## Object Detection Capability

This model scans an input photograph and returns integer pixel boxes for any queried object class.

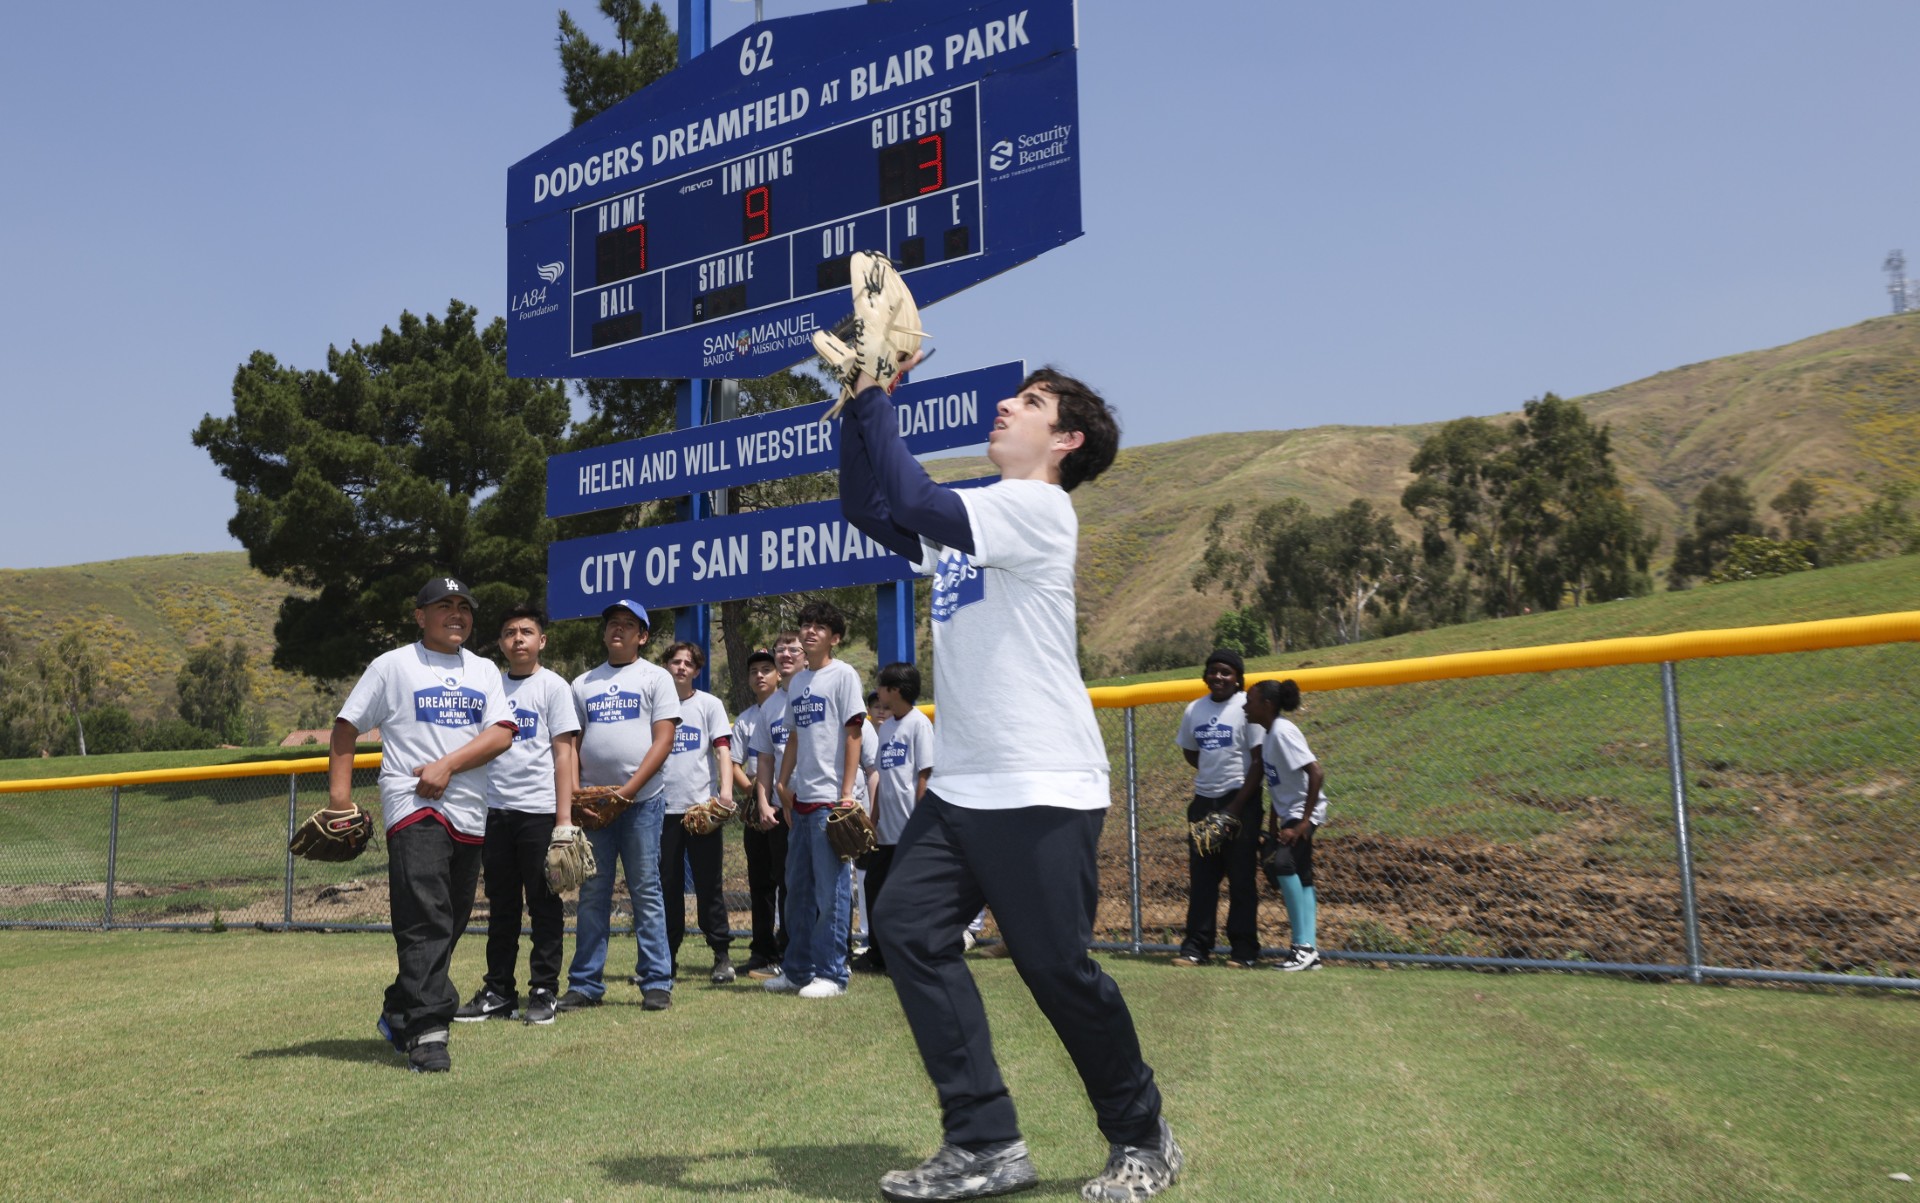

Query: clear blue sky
[4,0,1917,569]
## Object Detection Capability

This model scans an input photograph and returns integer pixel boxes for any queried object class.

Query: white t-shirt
[733,698,775,784]
[783,658,865,803]
[337,642,513,837]
[571,658,681,800]
[1175,692,1250,798]
[489,667,582,815]
[1262,717,1329,825]
[915,479,1109,810]
[873,708,934,844]
[660,689,731,813]
[855,720,880,805]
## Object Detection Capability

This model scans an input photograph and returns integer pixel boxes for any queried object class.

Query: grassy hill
[0,553,324,734]
[931,312,1920,661]
[6,314,1918,722]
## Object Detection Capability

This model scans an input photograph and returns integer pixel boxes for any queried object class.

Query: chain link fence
[2,630,1915,989]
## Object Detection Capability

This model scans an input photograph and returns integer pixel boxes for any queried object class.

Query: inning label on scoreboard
[507,0,1080,380]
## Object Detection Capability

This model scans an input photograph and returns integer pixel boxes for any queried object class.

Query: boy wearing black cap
[329,575,518,1073]
[1172,649,1263,969]
[557,599,680,1012]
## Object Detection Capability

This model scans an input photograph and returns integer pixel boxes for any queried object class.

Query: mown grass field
[2,930,1916,1203]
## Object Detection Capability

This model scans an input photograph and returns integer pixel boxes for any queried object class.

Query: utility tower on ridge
[1885,249,1912,315]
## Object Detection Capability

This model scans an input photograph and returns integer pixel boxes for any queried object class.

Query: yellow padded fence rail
[0,753,383,795]
[1088,610,1920,708]
[4,611,1916,794]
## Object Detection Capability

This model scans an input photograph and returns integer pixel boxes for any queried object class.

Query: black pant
[743,812,789,962]
[860,844,897,967]
[661,811,731,972]
[1181,792,1261,963]
[384,818,483,1042]
[479,809,564,998]
[875,793,1162,1148]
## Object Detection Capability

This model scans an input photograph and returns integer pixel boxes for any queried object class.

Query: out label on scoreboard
[506,0,1080,380]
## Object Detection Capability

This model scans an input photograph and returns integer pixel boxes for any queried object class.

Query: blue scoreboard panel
[506,0,1080,380]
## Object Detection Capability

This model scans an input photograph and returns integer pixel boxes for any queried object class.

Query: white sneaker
[798,978,846,999]
[761,972,800,993]
[1279,945,1322,972]
[962,929,977,953]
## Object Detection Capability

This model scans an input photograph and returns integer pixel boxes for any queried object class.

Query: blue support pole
[675,0,713,690]
[875,580,914,666]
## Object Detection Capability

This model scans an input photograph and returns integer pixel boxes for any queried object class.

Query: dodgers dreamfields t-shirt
[915,478,1109,810]
[338,643,513,837]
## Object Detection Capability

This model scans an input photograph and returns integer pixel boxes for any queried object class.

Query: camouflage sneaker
[880,1140,1038,1201]
[1081,1117,1182,1202]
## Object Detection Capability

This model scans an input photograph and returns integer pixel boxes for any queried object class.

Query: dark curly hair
[1024,366,1119,492]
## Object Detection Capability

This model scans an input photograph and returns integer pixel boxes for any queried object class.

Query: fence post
[284,773,300,929]
[1660,661,1705,984]
[104,785,120,931]
[1124,707,1143,953]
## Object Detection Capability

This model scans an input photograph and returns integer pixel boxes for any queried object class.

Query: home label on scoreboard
[506,0,1080,380]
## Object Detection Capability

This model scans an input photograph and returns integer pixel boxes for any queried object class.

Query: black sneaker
[454,987,516,1022]
[523,988,557,1026]
[850,950,886,974]
[879,1140,1038,1202]
[555,989,601,1012]
[747,959,783,980]
[739,953,773,975]
[711,957,737,984]
[406,1031,451,1074]
[642,988,673,1011]
[1081,1117,1182,1202]
[377,1010,406,1054]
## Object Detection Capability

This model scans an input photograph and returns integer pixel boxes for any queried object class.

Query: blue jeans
[783,808,852,988]
[568,794,673,997]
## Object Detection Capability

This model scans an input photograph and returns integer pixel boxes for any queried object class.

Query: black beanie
[1205,648,1245,680]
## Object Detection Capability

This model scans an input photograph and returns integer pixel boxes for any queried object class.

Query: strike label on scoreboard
[506,0,1080,380]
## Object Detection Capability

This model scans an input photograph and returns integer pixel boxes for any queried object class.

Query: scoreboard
[506,0,1080,380]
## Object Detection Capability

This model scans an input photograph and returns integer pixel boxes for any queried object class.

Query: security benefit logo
[414,680,489,728]
[512,707,541,743]
[1193,719,1237,751]
[672,724,704,754]
[585,683,643,724]
[930,551,986,622]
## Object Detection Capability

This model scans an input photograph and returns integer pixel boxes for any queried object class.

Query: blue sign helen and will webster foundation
[544,364,1016,618]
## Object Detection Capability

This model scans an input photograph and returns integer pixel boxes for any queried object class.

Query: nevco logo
[989,140,1013,171]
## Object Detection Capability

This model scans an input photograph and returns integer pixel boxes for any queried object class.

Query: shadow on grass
[600,1142,1082,1201]
[246,1038,394,1066]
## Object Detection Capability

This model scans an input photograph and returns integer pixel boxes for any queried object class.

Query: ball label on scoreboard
[507,0,1079,381]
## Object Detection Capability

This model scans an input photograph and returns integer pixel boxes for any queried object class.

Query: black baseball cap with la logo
[416,575,475,607]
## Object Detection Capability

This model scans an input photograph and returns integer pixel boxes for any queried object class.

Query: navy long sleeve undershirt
[838,385,975,560]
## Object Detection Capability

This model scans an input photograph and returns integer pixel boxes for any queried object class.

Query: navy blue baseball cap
[601,599,650,629]
[416,575,474,607]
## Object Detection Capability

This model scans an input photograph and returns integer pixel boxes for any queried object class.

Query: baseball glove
[814,251,929,418]
[288,804,375,862]
[824,802,879,863]
[1260,831,1297,887]
[1189,809,1242,858]
[681,796,737,836]
[544,825,596,894]
[571,785,633,831]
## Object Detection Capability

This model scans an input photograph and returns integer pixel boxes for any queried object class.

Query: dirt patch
[1095,798,1920,975]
